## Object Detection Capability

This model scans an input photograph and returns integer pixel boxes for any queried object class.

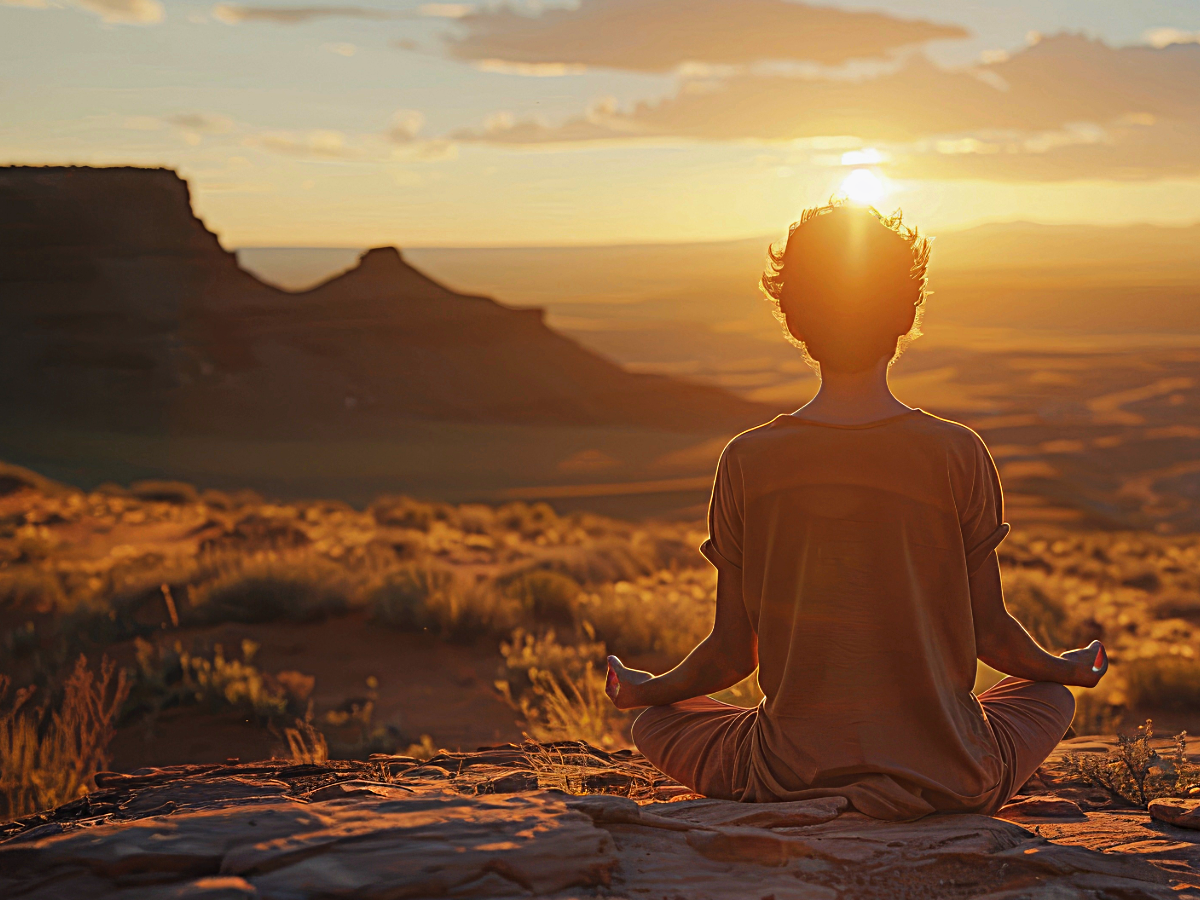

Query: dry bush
[1001,570,1072,651]
[130,638,305,723]
[499,569,582,628]
[1123,655,1200,713]
[577,568,715,659]
[1152,593,1200,624]
[369,495,448,531]
[188,559,350,625]
[370,564,518,639]
[1064,720,1197,807]
[498,628,631,747]
[0,656,130,819]
[0,566,66,617]
[515,663,632,750]
[284,705,329,765]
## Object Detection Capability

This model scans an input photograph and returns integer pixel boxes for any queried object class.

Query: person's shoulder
[906,410,994,464]
[907,410,986,443]
[719,416,791,460]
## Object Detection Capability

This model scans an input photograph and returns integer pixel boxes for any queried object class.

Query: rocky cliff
[0,166,772,439]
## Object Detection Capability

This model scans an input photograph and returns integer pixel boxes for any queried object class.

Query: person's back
[605,203,1108,820]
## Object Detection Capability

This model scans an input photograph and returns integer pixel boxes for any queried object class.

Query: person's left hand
[605,655,654,710]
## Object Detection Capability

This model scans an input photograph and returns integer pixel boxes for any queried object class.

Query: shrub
[188,564,349,625]
[1063,719,1197,807]
[1152,594,1200,623]
[577,568,715,659]
[0,656,130,819]
[370,564,518,639]
[516,662,630,750]
[284,707,329,765]
[0,566,66,617]
[500,627,606,694]
[1003,572,1071,651]
[501,570,581,628]
[1123,655,1200,712]
[128,480,199,505]
[369,496,441,530]
[129,638,304,723]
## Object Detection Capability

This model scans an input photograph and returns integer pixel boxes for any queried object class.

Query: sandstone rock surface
[1,740,1197,899]
[1150,798,1200,831]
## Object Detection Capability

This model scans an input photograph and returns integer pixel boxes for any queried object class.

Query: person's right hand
[1060,640,1108,687]
[605,655,654,710]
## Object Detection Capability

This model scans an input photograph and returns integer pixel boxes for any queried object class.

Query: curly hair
[760,202,931,375]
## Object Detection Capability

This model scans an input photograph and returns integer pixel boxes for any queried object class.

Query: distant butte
[0,166,774,440]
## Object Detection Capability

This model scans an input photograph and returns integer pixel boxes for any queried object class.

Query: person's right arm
[970,553,1107,687]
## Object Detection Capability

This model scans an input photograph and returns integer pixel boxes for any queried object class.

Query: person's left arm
[605,565,758,709]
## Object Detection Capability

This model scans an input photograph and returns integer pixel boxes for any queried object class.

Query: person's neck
[791,357,913,425]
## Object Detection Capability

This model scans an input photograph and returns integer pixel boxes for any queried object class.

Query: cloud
[4,0,164,23]
[386,108,426,142]
[77,0,162,23]
[1144,27,1200,49]
[418,2,471,18]
[212,3,390,25]
[252,129,356,158]
[165,112,235,133]
[445,0,967,73]
[459,35,1200,180]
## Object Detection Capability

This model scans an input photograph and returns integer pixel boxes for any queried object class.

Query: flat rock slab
[1151,798,1200,831]
[1,741,1198,899]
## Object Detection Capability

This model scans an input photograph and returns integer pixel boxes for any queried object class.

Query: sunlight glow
[840,168,886,207]
[840,148,885,166]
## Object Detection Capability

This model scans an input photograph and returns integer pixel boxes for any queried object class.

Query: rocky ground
[2,738,1198,900]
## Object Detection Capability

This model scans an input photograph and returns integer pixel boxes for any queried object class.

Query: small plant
[370,564,516,639]
[189,565,348,625]
[130,638,304,723]
[322,676,400,758]
[514,662,630,750]
[1063,719,1199,808]
[404,734,437,760]
[284,705,329,765]
[0,656,130,819]
[501,570,581,627]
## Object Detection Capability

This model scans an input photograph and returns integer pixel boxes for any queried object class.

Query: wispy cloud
[459,35,1200,180]
[4,0,163,23]
[252,129,357,158]
[445,0,967,73]
[212,3,391,25]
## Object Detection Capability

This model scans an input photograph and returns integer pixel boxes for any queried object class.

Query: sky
[2,0,1200,246]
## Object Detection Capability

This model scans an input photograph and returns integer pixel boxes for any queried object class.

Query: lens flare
[840,168,886,207]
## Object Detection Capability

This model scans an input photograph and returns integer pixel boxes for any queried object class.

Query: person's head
[760,203,930,376]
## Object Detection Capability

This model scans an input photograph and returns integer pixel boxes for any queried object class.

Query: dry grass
[0,656,130,819]
[1063,719,1198,807]
[284,705,329,765]
[5,470,1200,759]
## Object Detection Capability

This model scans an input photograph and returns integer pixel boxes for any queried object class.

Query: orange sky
[3,0,1200,246]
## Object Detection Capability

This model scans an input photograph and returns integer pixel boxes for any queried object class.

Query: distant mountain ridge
[0,166,773,439]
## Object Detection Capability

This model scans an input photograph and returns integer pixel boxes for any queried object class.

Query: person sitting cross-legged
[604,203,1107,821]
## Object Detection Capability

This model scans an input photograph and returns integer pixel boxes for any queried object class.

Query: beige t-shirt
[702,409,1010,819]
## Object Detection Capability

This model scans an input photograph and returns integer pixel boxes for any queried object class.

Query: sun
[839,168,886,207]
